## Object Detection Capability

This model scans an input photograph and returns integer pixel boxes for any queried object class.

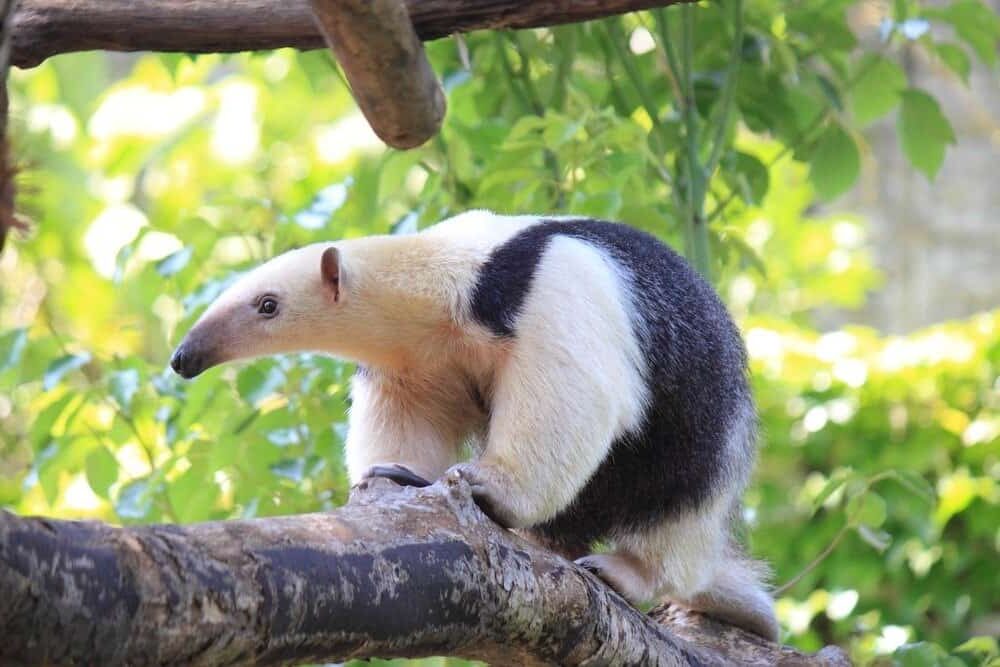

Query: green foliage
[898,90,957,179]
[2,1,999,665]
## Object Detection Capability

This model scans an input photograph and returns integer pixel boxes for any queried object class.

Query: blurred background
[1,1,999,665]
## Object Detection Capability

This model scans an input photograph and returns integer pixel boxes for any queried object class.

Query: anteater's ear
[320,246,341,302]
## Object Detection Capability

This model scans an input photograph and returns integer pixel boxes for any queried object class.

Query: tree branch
[1,475,847,666]
[307,0,445,148]
[11,0,699,70]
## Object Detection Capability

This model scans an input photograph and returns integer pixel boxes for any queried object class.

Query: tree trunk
[1,475,848,666]
[10,0,697,69]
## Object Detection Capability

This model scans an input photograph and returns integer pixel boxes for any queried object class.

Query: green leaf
[168,465,219,523]
[236,363,285,407]
[0,328,28,372]
[718,228,768,279]
[812,469,855,514]
[890,469,936,504]
[850,55,907,125]
[893,641,966,667]
[809,123,861,200]
[85,446,119,499]
[848,491,888,528]
[155,247,193,277]
[898,89,956,178]
[729,152,769,204]
[934,42,972,83]
[31,393,78,449]
[955,636,999,658]
[109,368,141,414]
[36,443,63,505]
[43,352,92,390]
[927,0,1000,66]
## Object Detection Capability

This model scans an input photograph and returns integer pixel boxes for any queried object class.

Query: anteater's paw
[446,462,527,529]
[360,463,432,488]
[575,553,657,604]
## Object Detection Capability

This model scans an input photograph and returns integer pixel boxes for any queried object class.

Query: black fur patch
[470,219,754,546]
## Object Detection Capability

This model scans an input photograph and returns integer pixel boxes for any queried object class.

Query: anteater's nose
[170,343,204,379]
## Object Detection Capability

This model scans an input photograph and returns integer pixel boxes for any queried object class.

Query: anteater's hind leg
[575,500,779,641]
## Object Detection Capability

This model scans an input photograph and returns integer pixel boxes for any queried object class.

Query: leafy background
[2,1,1000,665]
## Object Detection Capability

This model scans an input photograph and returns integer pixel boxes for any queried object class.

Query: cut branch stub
[308,0,445,149]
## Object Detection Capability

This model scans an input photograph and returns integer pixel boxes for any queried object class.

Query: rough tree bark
[1,475,848,666]
[10,0,698,69]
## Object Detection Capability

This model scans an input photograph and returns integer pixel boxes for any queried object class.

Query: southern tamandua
[170,211,779,640]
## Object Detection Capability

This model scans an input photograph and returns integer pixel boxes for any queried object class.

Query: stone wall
[846,1,1000,333]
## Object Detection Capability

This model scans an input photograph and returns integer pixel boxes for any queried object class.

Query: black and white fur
[170,211,778,640]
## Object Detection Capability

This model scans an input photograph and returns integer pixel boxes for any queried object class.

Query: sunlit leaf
[31,393,79,450]
[955,636,999,658]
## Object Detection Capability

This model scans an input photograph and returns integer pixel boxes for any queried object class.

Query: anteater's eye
[258,298,279,316]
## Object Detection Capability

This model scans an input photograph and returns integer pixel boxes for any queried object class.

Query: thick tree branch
[11,0,698,70]
[1,475,846,666]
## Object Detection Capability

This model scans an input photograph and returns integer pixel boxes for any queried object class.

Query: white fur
[472,235,648,525]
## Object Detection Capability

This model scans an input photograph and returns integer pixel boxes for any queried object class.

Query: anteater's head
[170,244,344,379]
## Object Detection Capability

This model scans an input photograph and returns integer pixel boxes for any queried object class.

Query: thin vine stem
[704,0,745,179]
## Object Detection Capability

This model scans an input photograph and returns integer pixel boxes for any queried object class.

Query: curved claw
[362,464,432,488]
